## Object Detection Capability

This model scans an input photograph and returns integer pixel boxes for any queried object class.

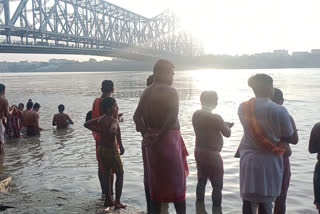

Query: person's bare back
[24,110,40,136]
[140,83,180,131]
[23,110,34,127]
[192,110,229,151]
[52,113,73,129]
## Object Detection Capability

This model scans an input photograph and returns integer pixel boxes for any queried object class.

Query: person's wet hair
[101,80,114,93]
[18,103,24,108]
[58,104,65,113]
[102,97,116,113]
[0,84,5,94]
[28,99,32,102]
[272,88,284,105]
[33,103,41,110]
[147,74,154,86]
[26,101,33,109]
[200,91,218,107]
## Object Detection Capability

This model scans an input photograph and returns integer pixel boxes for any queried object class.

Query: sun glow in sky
[1,0,320,61]
[108,0,320,55]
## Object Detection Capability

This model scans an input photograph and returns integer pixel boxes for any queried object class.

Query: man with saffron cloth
[133,59,189,214]
[238,74,298,214]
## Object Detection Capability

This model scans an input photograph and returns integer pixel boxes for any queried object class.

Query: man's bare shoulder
[194,110,223,122]
[0,96,8,104]
[312,122,320,133]
[32,111,39,119]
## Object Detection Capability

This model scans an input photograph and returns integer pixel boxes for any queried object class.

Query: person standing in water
[271,88,298,214]
[133,60,189,214]
[309,121,320,214]
[192,91,233,212]
[24,102,42,136]
[85,97,126,209]
[91,80,124,198]
[52,104,74,129]
[238,74,298,214]
[0,84,10,154]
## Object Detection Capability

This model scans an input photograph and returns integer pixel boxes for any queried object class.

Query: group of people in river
[1,59,320,214]
[0,94,74,153]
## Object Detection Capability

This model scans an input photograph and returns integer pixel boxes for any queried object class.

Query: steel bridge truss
[0,0,202,58]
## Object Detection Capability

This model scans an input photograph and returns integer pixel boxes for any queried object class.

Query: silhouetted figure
[133,60,188,214]
[309,122,320,214]
[271,88,298,214]
[238,74,298,214]
[192,91,233,212]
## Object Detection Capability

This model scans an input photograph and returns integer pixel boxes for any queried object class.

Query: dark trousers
[243,200,270,214]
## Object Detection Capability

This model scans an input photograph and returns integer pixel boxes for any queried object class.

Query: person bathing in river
[52,104,74,129]
[84,97,126,209]
[4,105,21,138]
[192,91,233,212]
[24,102,43,136]
[22,100,33,135]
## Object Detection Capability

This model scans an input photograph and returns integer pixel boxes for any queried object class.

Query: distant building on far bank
[292,51,309,56]
[273,50,289,56]
[311,49,320,54]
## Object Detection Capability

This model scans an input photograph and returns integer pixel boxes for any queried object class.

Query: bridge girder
[0,0,203,58]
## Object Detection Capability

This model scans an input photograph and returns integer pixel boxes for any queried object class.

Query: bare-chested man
[0,84,10,154]
[22,101,33,129]
[24,102,42,136]
[133,60,188,214]
[52,104,74,129]
[192,91,233,211]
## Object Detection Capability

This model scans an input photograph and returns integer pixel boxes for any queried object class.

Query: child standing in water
[84,97,126,209]
[192,91,233,211]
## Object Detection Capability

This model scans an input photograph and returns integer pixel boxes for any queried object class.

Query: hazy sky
[107,0,320,55]
[1,0,320,61]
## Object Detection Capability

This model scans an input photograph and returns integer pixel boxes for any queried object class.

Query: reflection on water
[0,69,319,213]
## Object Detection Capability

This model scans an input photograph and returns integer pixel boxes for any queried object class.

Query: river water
[0,69,319,213]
